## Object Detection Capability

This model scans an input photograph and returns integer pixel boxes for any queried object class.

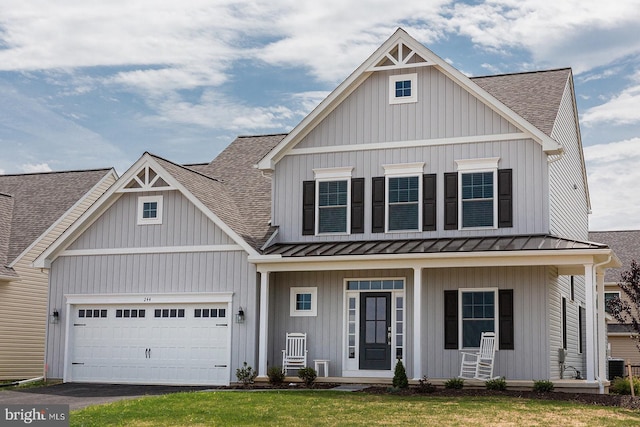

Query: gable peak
[368,38,433,72]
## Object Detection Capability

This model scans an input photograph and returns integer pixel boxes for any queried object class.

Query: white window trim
[455,157,500,230]
[458,287,499,350]
[383,163,424,233]
[389,73,417,105]
[137,195,163,225]
[313,167,353,236]
[290,287,318,317]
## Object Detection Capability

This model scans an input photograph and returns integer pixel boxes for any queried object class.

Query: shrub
[610,376,640,395]
[392,359,409,389]
[267,366,285,385]
[444,377,464,389]
[236,362,257,387]
[533,380,554,393]
[485,377,507,391]
[417,376,436,393]
[298,367,317,387]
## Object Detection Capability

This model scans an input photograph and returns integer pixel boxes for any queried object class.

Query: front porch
[252,235,619,393]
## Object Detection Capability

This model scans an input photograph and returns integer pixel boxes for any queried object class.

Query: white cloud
[582,84,640,126]
[585,138,640,230]
[0,168,5,175]
[21,163,52,173]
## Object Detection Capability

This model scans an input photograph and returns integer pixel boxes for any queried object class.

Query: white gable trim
[34,154,257,268]
[286,133,529,157]
[9,169,118,268]
[257,28,561,170]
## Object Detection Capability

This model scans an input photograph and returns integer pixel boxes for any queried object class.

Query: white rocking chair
[459,331,498,380]
[282,332,308,375]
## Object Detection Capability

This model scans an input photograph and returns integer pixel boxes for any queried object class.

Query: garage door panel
[70,303,230,386]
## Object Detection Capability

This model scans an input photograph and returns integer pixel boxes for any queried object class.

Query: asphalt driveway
[0,383,210,410]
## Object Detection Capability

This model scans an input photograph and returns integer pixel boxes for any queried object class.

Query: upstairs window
[455,158,500,230]
[604,291,620,314]
[137,195,163,225]
[461,172,494,228]
[389,73,417,104]
[318,180,348,233]
[383,163,424,232]
[388,176,419,231]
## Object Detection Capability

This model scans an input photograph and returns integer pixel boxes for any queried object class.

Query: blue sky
[0,0,639,231]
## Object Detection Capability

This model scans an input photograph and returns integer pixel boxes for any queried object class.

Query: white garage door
[69,303,230,385]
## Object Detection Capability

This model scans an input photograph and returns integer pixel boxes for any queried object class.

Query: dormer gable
[258,28,562,170]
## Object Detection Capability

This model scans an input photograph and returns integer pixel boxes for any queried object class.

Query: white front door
[69,303,230,385]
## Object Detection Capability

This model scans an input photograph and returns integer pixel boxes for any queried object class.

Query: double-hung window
[318,180,348,233]
[455,158,499,229]
[460,288,496,348]
[384,163,424,232]
[313,167,353,235]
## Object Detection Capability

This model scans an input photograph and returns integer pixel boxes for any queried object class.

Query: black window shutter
[371,177,385,233]
[302,181,315,235]
[498,290,514,350]
[351,178,365,234]
[498,169,513,228]
[444,172,458,230]
[444,290,458,349]
[423,174,436,231]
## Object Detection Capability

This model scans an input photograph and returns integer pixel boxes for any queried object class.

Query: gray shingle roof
[589,230,640,283]
[0,193,17,278]
[0,169,112,265]
[148,134,285,250]
[472,68,571,137]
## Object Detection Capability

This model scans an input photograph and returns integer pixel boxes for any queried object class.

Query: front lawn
[71,390,640,426]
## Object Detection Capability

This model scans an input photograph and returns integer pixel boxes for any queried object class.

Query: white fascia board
[11,168,118,268]
[251,248,616,272]
[65,292,234,305]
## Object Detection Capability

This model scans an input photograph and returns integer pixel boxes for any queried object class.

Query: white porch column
[258,270,270,378]
[584,263,595,382]
[413,266,422,380]
[596,270,607,383]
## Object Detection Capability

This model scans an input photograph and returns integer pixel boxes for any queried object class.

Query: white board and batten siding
[548,78,589,241]
[46,189,256,385]
[421,266,550,380]
[274,139,549,242]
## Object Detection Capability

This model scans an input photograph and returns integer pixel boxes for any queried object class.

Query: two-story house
[35,29,617,392]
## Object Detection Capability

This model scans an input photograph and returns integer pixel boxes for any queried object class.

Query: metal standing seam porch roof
[263,234,608,258]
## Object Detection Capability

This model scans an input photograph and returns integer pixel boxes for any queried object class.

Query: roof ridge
[0,167,112,177]
[237,133,289,139]
[144,152,222,183]
[590,229,640,233]
[471,68,571,80]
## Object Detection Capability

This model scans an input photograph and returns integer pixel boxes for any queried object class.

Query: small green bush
[485,377,507,391]
[610,376,640,395]
[267,366,285,385]
[298,367,317,387]
[417,376,436,393]
[533,380,554,393]
[444,377,464,389]
[392,359,409,389]
[236,362,257,387]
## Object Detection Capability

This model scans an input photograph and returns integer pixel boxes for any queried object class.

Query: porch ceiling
[264,234,607,258]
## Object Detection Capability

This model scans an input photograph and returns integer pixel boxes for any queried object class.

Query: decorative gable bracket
[367,41,433,72]
[118,165,174,193]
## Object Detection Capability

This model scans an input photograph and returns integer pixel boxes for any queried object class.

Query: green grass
[71,390,640,427]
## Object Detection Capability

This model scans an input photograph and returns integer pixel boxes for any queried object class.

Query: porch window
[604,291,620,314]
[290,287,317,317]
[460,289,496,348]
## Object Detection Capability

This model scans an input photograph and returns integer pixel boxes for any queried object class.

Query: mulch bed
[362,386,640,410]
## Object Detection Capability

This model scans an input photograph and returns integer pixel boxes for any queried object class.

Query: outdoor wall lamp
[50,309,59,324]
[235,307,245,324]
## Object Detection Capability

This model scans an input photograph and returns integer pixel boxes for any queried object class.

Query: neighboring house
[0,169,117,380]
[35,29,618,392]
[589,230,640,365]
